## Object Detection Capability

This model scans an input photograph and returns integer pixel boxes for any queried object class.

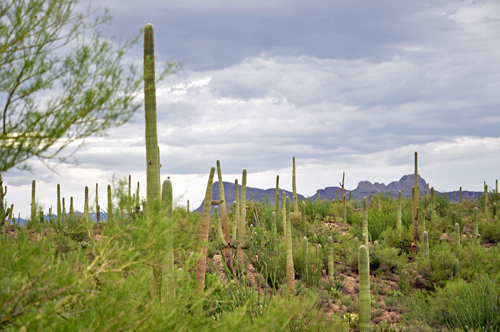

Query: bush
[434,275,500,331]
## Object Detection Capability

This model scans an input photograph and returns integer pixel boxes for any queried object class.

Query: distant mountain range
[7,211,109,227]
[195,174,485,213]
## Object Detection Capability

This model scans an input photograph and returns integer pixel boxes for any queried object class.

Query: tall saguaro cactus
[292,157,298,213]
[31,180,36,222]
[285,196,295,290]
[144,23,161,218]
[275,175,280,211]
[473,207,479,245]
[336,172,351,203]
[459,187,463,204]
[431,187,436,221]
[423,231,429,261]
[358,245,371,332]
[362,197,369,248]
[107,184,113,222]
[413,151,420,252]
[484,182,488,214]
[397,190,402,235]
[96,183,100,222]
[84,186,89,221]
[237,169,247,267]
[216,160,233,274]
[57,184,61,223]
[195,167,216,292]
[455,223,460,249]
[302,237,308,283]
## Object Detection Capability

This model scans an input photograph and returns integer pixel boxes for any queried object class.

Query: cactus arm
[213,206,229,247]
[211,199,224,205]
[241,225,255,249]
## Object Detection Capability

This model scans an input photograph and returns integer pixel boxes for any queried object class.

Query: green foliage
[435,275,500,331]
[302,197,332,222]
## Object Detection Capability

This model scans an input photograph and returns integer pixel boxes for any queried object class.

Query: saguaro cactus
[70,197,74,221]
[144,23,161,218]
[455,223,460,248]
[328,236,334,281]
[238,169,247,267]
[31,180,36,222]
[96,183,100,222]
[282,191,286,239]
[301,201,307,236]
[285,196,295,290]
[275,175,280,211]
[84,186,89,221]
[473,207,479,245]
[362,197,369,248]
[336,172,351,203]
[162,177,175,301]
[0,174,12,226]
[107,184,113,222]
[397,190,402,235]
[484,182,488,214]
[271,211,277,236]
[459,187,463,204]
[292,157,298,213]
[216,160,233,274]
[423,231,429,261]
[413,151,420,251]
[195,167,216,292]
[493,203,497,220]
[431,187,436,221]
[343,194,347,223]
[453,259,460,278]
[303,237,308,283]
[57,184,61,223]
[358,245,371,332]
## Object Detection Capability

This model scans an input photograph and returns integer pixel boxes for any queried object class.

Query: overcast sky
[4,0,500,218]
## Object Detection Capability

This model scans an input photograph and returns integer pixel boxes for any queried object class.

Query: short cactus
[358,245,371,332]
[328,236,334,280]
[453,259,460,278]
[459,186,462,204]
[455,223,460,248]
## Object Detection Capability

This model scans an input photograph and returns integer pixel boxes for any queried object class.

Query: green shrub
[434,275,500,331]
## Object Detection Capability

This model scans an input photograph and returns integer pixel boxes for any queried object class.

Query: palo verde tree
[0,0,180,172]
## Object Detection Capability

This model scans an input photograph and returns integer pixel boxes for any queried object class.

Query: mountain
[195,174,485,212]
[7,212,109,227]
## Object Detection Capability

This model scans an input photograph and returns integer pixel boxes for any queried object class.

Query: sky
[3,0,500,218]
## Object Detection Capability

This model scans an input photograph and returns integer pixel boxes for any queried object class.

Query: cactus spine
[285,196,295,290]
[328,236,334,280]
[162,177,175,301]
[216,160,233,274]
[303,237,308,283]
[144,23,161,219]
[473,207,479,245]
[195,167,215,292]
[292,157,298,213]
[362,197,369,248]
[358,245,371,332]
[275,175,280,211]
[455,223,460,248]
[84,186,89,221]
[238,169,247,267]
[397,190,402,235]
[423,231,429,261]
[107,184,112,222]
[31,180,36,222]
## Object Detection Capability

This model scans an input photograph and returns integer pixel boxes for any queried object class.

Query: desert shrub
[302,197,332,222]
[435,192,451,217]
[379,226,413,254]
[479,218,500,244]
[293,238,323,288]
[433,274,500,331]
[401,290,437,328]
[376,245,406,273]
